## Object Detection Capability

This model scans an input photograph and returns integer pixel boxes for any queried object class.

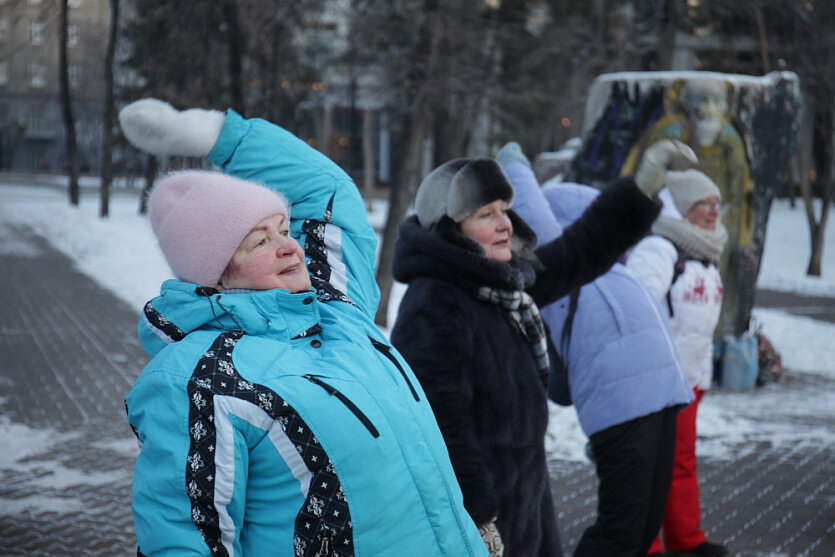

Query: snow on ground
[1,179,834,471]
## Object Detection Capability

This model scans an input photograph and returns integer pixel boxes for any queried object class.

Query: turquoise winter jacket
[127,111,486,557]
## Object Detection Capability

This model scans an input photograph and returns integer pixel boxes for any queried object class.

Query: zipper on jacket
[369,336,420,401]
[303,375,380,438]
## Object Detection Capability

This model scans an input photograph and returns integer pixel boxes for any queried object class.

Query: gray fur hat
[415,158,516,228]
[665,169,722,216]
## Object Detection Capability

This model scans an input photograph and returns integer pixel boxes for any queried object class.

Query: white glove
[634,139,698,197]
[118,98,225,158]
[478,519,505,557]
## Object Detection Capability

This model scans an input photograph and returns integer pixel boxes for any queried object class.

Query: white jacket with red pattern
[626,234,723,390]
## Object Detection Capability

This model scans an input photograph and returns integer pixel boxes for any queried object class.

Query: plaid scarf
[476,286,550,382]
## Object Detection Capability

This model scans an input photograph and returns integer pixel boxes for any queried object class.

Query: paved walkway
[1,223,833,556]
[756,288,835,324]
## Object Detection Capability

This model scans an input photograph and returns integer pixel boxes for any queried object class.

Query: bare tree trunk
[6,122,26,172]
[808,221,824,276]
[59,0,80,206]
[436,9,500,159]
[804,102,835,276]
[373,0,440,327]
[139,155,158,215]
[223,0,245,114]
[321,106,333,158]
[807,172,833,277]
[100,0,120,219]
[788,150,799,208]
[807,152,834,276]
[374,104,430,327]
[592,0,608,44]
[752,4,771,73]
[361,109,376,208]
[658,0,679,70]
[795,91,815,208]
[799,149,819,274]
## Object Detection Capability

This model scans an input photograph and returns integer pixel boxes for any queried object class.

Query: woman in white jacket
[626,170,729,557]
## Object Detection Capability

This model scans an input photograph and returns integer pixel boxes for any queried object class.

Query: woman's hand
[635,139,698,197]
[119,98,225,158]
[478,518,505,557]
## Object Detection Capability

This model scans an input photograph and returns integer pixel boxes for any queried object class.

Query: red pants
[648,388,707,554]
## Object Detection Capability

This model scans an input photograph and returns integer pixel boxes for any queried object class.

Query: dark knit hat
[414,158,516,228]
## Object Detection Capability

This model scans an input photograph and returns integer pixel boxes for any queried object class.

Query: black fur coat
[390,178,659,557]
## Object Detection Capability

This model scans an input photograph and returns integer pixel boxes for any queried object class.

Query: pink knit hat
[149,170,290,287]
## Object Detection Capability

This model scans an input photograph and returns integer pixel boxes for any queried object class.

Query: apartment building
[0,0,109,172]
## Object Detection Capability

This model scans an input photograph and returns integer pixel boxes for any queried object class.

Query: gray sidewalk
[1,222,833,556]
[1,222,144,556]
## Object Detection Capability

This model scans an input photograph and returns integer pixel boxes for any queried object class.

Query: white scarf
[651,216,728,262]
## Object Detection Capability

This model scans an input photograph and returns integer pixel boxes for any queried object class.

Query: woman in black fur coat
[390,141,696,556]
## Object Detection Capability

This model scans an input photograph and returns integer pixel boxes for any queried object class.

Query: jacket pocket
[369,336,420,401]
[302,375,380,438]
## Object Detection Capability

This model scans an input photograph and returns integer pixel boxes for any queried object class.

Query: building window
[31,21,46,45]
[29,62,46,88]
[68,22,80,47]
[0,61,8,86]
[69,0,84,7]
[27,0,44,5]
[0,18,8,42]
[69,65,81,88]
[29,110,48,133]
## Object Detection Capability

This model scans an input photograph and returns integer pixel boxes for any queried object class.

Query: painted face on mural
[682,80,729,147]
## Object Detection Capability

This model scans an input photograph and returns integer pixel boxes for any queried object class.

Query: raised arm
[120,99,379,316]
[207,111,378,314]
[526,139,697,307]
[495,142,561,246]
[527,178,660,307]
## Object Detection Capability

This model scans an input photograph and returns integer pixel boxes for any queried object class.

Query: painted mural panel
[571,71,801,339]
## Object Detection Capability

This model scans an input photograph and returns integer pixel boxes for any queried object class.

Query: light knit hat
[414,158,515,228]
[149,170,290,287]
[665,169,722,216]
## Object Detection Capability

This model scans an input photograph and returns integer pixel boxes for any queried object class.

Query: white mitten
[478,519,505,557]
[495,141,532,169]
[118,98,225,158]
[634,139,698,197]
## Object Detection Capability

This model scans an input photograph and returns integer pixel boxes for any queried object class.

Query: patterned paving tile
[1,224,832,556]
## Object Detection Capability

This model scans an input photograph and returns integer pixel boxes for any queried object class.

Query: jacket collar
[392,215,537,292]
[142,279,321,356]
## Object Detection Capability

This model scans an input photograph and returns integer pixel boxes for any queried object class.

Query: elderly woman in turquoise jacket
[119,99,487,557]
